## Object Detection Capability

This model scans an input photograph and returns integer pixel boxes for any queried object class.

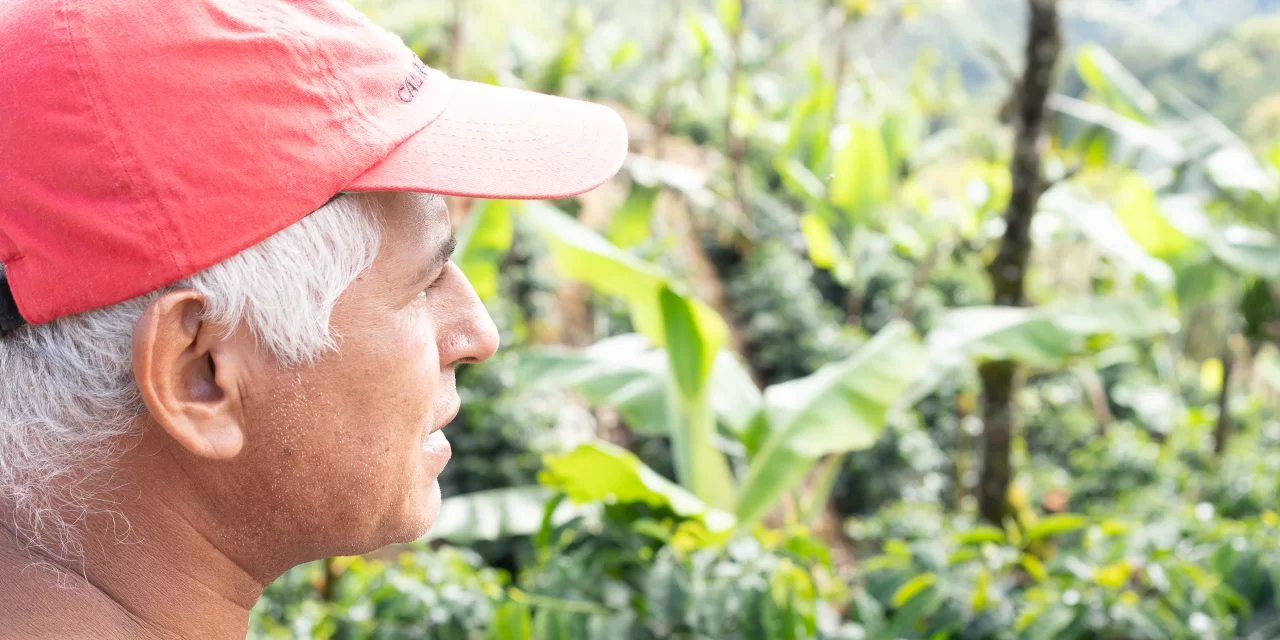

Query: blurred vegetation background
[250,0,1280,637]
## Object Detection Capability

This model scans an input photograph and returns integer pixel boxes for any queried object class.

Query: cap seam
[304,24,397,146]
[255,4,386,150]
[60,0,185,277]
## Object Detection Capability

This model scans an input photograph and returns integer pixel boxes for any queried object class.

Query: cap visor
[347,79,629,200]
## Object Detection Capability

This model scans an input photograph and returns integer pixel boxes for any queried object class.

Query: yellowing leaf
[1114,175,1192,259]
[892,573,936,608]
[972,569,990,611]
[843,0,873,16]
[830,121,891,220]
[1025,513,1088,542]
[1202,357,1224,394]
[955,526,1006,546]
[1100,519,1130,536]
[800,213,839,269]
[1021,553,1048,583]
[716,0,741,32]
[1094,560,1131,590]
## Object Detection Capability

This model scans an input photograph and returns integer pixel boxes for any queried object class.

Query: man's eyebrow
[414,231,458,286]
[435,231,459,267]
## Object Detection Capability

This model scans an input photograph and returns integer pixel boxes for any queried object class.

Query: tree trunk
[978,361,1017,524]
[1213,345,1235,456]
[977,0,1061,526]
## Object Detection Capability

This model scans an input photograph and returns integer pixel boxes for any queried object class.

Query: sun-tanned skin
[0,192,499,639]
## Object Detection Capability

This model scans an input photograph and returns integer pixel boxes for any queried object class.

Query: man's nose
[439,263,500,366]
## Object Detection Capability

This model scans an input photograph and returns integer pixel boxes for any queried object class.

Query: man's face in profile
[183,192,497,570]
[0,0,626,633]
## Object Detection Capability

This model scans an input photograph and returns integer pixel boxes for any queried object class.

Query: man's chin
[388,478,444,545]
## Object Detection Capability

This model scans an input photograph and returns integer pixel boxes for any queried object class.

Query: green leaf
[424,486,575,544]
[1024,514,1088,542]
[540,441,735,532]
[1048,94,1184,165]
[659,285,735,510]
[1040,185,1174,287]
[735,321,924,525]
[521,201,727,349]
[1114,175,1192,259]
[453,199,514,301]
[608,185,657,249]
[1020,553,1049,582]
[891,573,937,608]
[972,569,991,611]
[662,286,713,400]
[954,526,1006,546]
[1020,606,1075,640]
[1075,43,1158,122]
[881,101,924,175]
[523,201,668,340]
[488,600,533,640]
[515,335,669,435]
[1269,140,1280,172]
[515,335,762,438]
[800,213,840,270]
[928,307,1079,365]
[776,158,827,202]
[716,0,741,33]
[609,40,641,69]
[767,320,924,456]
[927,297,1170,367]
[830,120,891,220]
[1210,227,1280,279]
[708,350,765,436]
[1203,147,1277,197]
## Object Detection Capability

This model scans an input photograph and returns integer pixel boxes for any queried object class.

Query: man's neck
[0,497,268,639]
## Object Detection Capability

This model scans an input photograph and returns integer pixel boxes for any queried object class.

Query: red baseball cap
[0,0,629,328]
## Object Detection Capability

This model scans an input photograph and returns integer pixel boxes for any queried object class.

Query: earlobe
[132,291,246,461]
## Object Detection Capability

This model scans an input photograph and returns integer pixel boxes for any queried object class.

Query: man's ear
[132,290,246,460]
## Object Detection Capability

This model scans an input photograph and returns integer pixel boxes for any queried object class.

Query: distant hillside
[1144,14,1280,138]
[882,0,1278,135]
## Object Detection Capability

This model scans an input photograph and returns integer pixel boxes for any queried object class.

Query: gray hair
[0,193,383,559]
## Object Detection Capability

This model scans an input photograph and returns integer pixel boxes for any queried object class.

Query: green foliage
[721,240,856,386]
[250,547,508,639]
[252,2,1280,638]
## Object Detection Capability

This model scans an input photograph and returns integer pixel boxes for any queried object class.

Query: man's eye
[416,272,447,299]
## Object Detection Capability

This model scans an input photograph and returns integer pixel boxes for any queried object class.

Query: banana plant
[446,192,929,532]
[518,318,927,530]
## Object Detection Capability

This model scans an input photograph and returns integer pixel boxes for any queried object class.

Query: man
[0,0,626,637]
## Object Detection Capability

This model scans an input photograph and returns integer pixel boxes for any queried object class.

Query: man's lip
[430,398,462,434]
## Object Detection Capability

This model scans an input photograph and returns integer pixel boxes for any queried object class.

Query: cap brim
[347,79,629,200]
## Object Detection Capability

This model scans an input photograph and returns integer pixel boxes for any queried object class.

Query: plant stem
[1074,365,1113,437]
[448,0,464,78]
[977,0,1061,526]
[800,453,846,526]
[899,236,953,323]
[650,0,683,160]
[726,0,749,222]
[1214,339,1236,456]
[829,5,851,125]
